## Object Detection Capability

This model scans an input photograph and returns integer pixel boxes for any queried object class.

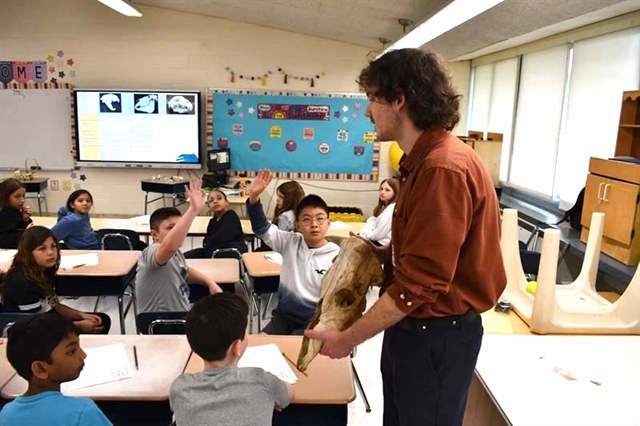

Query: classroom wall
[0,0,470,218]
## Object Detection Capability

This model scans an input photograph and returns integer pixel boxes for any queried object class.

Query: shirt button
[407,301,412,306]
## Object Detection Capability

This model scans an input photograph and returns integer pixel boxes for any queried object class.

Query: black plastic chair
[0,311,31,337]
[136,312,187,335]
[96,229,142,251]
[93,228,140,319]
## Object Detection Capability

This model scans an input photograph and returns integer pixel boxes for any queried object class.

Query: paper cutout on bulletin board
[208,89,379,181]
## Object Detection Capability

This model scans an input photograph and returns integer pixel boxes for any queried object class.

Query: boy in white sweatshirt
[247,170,340,335]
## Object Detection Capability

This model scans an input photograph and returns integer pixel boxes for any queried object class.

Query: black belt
[397,311,478,333]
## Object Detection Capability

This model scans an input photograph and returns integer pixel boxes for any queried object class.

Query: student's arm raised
[155,178,206,265]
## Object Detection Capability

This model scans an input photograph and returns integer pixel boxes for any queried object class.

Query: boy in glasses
[247,170,340,335]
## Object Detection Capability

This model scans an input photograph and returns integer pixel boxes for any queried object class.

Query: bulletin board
[0,82,76,170]
[207,88,379,181]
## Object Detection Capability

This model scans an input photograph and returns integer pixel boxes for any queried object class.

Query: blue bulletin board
[207,89,379,181]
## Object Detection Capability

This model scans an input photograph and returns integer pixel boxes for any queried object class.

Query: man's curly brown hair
[357,48,461,132]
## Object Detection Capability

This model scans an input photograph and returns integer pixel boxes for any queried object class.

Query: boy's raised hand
[185,177,206,212]
[249,169,273,203]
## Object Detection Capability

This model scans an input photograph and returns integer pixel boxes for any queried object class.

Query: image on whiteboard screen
[74,90,201,168]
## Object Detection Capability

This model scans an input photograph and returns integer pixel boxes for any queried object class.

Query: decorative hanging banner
[208,88,379,181]
[1,52,76,84]
[224,66,326,88]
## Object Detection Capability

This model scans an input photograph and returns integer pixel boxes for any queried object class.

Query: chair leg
[93,296,102,312]
[352,360,371,413]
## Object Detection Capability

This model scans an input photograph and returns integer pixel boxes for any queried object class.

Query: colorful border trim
[206,88,379,181]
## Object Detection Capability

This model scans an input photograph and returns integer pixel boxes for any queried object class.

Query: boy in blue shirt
[0,315,112,426]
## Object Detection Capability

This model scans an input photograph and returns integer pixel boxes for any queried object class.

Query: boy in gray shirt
[170,293,294,426]
[137,178,222,313]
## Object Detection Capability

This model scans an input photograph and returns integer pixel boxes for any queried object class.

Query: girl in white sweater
[359,177,399,246]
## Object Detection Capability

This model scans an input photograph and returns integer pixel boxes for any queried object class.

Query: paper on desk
[64,343,133,390]
[0,249,17,263]
[265,252,283,265]
[328,221,351,230]
[481,311,513,335]
[127,215,150,225]
[60,253,99,269]
[238,344,298,384]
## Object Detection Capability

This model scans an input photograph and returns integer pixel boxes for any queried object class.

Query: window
[467,58,518,180]
[555,27,640,206]
[467,26,640,207]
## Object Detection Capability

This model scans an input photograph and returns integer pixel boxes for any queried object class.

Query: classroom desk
[470,334,640,426]
[241,251,281,277]
[30,216,365,240]
[465,291,625,426]
[184,334,355,426]
[56,250,140,334]
[1,334,191,401]
[0,335,191,425]
[19,177,49,215]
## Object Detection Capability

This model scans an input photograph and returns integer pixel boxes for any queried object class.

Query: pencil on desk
[282,351,308,376]
[72,263,86,269]
[133,345,139,370]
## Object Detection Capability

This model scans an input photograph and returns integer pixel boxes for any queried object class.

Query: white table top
[476,334,640,426]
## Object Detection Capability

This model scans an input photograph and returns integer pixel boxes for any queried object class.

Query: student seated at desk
[170,293,293,426]
[0,315,112,426]
[51,190,100,250]
[0,178,33,249]
[184,189,248,259]
[247,170,340,335]
[137,178,222,313]
[273,180,305,232]
[0,226,111,334]
[359,177,398,246]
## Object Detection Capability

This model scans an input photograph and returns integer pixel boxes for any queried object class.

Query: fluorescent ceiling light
[381,0,505,55]
[97,0,143,17]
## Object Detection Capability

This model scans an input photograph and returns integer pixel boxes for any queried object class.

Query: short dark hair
[357,48,461,131]
[149,207,182,232]
[6,315,78,381]
[186,293,248,362]
[294,194,329,220]
[66,189,94,212]
[0,178,25,209]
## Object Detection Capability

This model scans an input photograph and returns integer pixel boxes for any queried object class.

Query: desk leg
[144,192,149,215]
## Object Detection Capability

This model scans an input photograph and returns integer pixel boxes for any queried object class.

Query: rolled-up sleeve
[386,166,472,315]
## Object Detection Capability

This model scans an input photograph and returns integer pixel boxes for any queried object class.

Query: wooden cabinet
[581,90,640,266]
[615,91,640,158]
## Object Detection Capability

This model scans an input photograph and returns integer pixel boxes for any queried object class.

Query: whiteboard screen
[0,87,74,170]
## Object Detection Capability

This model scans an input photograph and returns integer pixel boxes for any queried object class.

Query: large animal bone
[297,237,384,371]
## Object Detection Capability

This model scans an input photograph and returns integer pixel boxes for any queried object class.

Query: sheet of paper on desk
[0,249,17,263]
[60,253,99,269]
[265,252,283,265]
[64,343,133,390]
[328,221,351,230]
[128,215,150,225]
[238,344,298,384]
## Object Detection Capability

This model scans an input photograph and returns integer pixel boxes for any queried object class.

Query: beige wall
[0,0,469,218]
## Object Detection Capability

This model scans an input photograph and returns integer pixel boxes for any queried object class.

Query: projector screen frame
[73,89,202,169]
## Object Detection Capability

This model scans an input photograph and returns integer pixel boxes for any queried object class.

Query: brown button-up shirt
[382,129,506,318]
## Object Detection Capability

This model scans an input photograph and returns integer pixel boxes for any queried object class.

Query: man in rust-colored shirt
[306,48,506,426]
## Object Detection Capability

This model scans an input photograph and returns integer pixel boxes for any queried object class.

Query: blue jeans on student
[381,314,483,426]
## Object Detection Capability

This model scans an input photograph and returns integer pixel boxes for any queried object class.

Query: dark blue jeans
[381,315,483,426]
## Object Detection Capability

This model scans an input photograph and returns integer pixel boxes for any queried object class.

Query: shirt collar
[399,128,448,175]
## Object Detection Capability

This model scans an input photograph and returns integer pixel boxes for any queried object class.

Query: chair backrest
[136,312,187,335]
[96,229,141,250]
[0,312,32,337]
